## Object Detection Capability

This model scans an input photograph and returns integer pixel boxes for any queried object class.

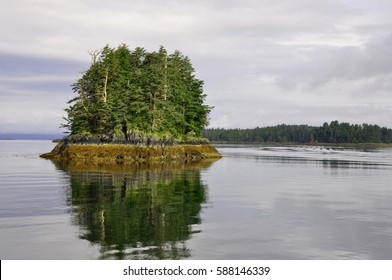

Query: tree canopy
[203,121,392,144]
[62,45,211,141]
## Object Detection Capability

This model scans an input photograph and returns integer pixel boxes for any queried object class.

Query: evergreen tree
[63,45,211,140]
[203,121,392,144]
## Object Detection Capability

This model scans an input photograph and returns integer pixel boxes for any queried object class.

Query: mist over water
[1,141,392,259]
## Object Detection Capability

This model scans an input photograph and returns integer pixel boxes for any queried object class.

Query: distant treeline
[202,121,392,144]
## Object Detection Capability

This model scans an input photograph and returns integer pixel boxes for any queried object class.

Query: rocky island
[41,45,221,163]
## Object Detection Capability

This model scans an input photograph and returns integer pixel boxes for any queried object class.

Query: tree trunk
[103,68,108,103]
[163,54,168,101]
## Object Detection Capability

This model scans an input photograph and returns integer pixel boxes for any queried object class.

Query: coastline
[40,141,222,163]
[211,141,392,149]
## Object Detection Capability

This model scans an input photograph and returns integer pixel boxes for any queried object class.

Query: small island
[41,45,221,163]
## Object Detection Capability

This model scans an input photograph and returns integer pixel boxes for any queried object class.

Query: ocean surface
[1,140,392,259]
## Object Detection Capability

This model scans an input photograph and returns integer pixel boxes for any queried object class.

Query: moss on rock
[40,141,221,164]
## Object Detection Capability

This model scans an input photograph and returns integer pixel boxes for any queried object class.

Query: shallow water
[1,141,392,259]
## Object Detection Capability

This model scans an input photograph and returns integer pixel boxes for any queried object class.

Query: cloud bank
[1,0,392,133]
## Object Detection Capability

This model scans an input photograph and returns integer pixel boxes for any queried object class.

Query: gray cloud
[0,53,87,133]
[1,0,392,133]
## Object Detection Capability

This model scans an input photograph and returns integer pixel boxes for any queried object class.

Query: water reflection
[53,161,214,259]
[321,159,389,169]
[217,144,392,169]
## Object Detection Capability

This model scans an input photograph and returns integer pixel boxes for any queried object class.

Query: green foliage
[62,45,211,139]
[203,121,392,144]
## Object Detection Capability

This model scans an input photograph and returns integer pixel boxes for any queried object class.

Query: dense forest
[62,45,211,141]
[203,121,392,144]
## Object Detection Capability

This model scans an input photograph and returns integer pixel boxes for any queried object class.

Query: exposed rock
[62,133,210,146]
[40,135,221,164]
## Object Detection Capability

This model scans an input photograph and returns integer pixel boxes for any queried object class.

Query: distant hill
[0,133,64,140]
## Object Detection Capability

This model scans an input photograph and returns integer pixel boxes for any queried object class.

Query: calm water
[1,141,392,259]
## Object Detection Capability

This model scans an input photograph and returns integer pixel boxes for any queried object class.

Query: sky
[1,0,392,134]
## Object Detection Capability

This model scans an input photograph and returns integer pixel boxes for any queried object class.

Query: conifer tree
[63,45,211,140]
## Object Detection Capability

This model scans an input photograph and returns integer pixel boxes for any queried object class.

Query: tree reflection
[54,161,214,259]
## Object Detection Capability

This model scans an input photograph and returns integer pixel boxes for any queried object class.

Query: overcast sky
[1,0,392,134]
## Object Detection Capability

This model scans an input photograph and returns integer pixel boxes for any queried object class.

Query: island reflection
[53,160,215,259]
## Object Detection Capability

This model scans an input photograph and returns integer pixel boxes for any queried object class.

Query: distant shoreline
[0,138,58,141]
[0,134,63,140]
[203,121,392,144]
[211,141,392,148]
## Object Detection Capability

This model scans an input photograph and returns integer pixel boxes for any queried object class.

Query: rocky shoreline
[40,136,222,164]
[61,132,212,146]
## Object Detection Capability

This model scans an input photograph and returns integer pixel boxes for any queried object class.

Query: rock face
[62,132,211,146]
[40,140,222,164]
